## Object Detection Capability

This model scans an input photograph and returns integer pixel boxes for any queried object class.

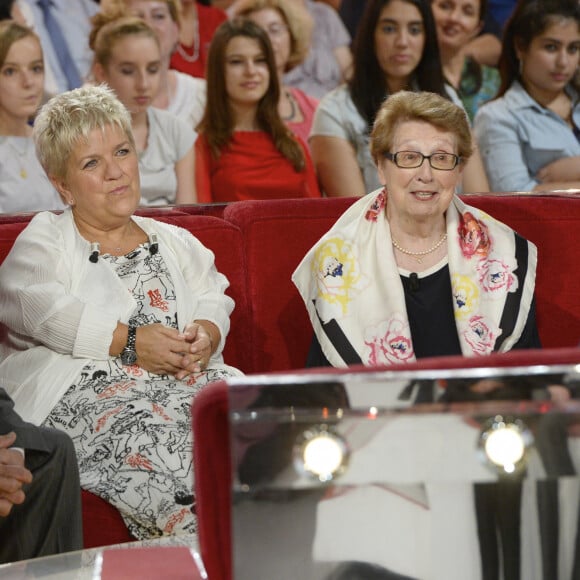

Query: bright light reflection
[484,426,525,468]
[303,435,345,480]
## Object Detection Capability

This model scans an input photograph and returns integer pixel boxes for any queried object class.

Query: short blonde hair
[33,85,134,180]
[370,91,473,163]
[233,0,312,71]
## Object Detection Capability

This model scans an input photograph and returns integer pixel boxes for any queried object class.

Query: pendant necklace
[280,90,297,121]
[7,138,29,179]
[392,233,447,263]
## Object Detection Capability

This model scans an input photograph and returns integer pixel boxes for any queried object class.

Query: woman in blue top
[473,0,580,192]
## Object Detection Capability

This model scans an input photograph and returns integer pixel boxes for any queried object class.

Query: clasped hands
[0,432,32,517]
[133,321,214,380]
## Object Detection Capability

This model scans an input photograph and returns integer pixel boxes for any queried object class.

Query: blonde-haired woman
[232,0,317,144]
[90,11,197,205]
[0,84,241,540]
[0,20,63,212]
[111,0,207,130]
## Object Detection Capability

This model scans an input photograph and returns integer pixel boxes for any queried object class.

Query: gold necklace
[391,233,447,263]
[6,137,29,179]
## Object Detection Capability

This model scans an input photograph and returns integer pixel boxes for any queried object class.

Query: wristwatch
[121,324,138,366]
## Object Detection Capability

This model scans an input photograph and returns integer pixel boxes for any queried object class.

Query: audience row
[0,0,579,213]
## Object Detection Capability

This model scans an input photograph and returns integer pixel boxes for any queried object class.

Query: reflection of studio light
[479,416,533,475]
[294,426,349,482]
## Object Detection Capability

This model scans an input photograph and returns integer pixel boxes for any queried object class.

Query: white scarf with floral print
[292,190,537,367]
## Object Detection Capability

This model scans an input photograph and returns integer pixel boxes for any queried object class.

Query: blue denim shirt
[473,81,580,192]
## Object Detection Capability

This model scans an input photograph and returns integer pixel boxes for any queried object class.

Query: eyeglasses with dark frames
[384,151,461,171]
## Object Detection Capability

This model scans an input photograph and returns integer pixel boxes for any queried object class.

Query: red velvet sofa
[0,193,579,549]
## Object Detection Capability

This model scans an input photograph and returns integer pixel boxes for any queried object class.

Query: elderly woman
[0,85,241,539]
[293,90,540,368]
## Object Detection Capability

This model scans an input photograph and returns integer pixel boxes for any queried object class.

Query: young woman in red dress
[195,18,321,202]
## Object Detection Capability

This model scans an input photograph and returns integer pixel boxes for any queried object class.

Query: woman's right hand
[133,324,194,376]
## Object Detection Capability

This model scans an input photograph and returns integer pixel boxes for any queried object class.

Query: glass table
[0,533,205,579]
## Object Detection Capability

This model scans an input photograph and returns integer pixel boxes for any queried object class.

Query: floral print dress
[43,243,235,540]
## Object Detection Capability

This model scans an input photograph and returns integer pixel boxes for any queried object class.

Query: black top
[306,263,541,367]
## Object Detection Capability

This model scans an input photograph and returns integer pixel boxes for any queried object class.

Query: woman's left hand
[175,321,217,380]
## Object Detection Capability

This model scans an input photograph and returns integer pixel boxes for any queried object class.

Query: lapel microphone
[409,272,420,292]
[88,233,159,263]
[89,242,100,263]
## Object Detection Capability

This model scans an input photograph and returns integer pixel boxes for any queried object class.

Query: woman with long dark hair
[195,19,320,202]
[431,0,500,122]
[310,0,489,197]
[474,0,580,192]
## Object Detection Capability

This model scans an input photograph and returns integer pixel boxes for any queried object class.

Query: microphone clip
[409,272,420,292]
[89,242,100,263]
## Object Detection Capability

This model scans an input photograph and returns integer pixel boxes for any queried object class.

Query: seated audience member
[170,0,227,78]
[294,91,539,367]
[310,0,489,198]
[0,20,64,213]
[283,0,353,100]
[113,0,207,130]
[474,0,580,192]
[195,19,320,202]
[431,0,514,68]
[0,389,82,564]
[19,0,98,92]
[90,11,197,205]
[431,0,500,122]
[232,0,318,145]
[463,6,502,68]
[0,85,242,539]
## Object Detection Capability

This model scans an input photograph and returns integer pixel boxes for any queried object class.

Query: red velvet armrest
[81,490,133,548]
[193,380,231,580]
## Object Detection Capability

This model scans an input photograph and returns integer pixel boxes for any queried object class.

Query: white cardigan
[0,209,235,424]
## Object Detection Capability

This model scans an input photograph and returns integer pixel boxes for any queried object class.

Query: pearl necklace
[391,233,447,263]
[176,14,200,63]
